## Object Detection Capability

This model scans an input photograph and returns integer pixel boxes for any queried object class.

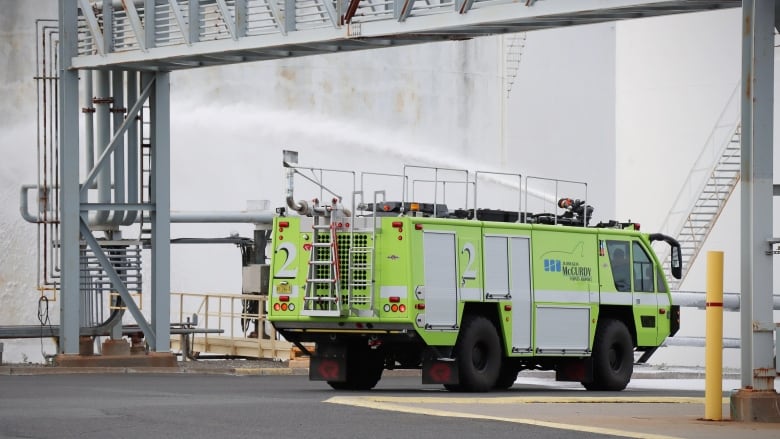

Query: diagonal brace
[396,0,416,22]
[80,217,156,347]
[123,0,147,51]
[167,0,191,45]
[80,76,155,197]
[78,0,106,55]
[215,0,238,40]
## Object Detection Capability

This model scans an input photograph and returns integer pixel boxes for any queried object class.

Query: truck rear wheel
[494,362,519,390]
[583,319,633,391]
[327,343,384,391]
[451,315,501,392]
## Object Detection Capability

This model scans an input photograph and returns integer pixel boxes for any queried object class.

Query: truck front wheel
[583,319,633,391]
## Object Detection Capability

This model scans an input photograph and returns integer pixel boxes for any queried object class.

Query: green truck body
[268,156,681,392]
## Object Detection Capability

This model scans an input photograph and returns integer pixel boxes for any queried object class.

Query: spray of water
[175,102,559,206]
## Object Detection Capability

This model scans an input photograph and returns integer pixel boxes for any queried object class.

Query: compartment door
[510,236,532,352]
[423,231,458,328]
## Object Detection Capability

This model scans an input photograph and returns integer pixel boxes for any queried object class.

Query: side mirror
[670,245,682,280]
[649,233,683,280]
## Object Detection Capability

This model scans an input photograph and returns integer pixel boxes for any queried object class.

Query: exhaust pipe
[283,150,310,215]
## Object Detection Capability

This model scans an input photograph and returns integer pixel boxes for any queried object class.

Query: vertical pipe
[93,70,111,226]
[704,251,723,421]
[110,70,125,226]
[124,71,139,225]
[84,70,94,179]
[59,0,81,355]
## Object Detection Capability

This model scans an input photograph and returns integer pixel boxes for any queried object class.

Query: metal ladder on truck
[302,206,343,317]
[344,190,380,317]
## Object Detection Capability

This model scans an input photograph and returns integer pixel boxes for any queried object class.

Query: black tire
[452,316,501,392]
[327,344,384,391]
[584,319,633,391]
[494,362,519,390]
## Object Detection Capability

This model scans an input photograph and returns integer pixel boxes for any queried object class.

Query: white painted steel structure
[70,0,740,71]
[55,0,777,403]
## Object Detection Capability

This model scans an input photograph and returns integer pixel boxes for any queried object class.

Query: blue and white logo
[544,259,562,272]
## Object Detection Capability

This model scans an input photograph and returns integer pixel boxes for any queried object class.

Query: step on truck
[267,150,682,392]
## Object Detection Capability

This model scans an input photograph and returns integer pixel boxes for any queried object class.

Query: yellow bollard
[704,251,724,421]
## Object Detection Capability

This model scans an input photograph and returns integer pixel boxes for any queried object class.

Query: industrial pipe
[91,70,111,226]
[671,291,780,310]
[109,70,126,227]
[122,71,139,225]
[83,70,95,181]
[170,211,275,224]
[19,185,48,223]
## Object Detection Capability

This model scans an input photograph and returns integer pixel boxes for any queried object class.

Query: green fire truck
[267,151,681,392]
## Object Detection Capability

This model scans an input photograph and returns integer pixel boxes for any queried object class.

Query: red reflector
[414,224,423,230]
[659,308,666,315]
[415,303,425,310]
[279,221,290,228]
[504,305,512,311]
[399,304,406,312]
[279,295,290,302]
[392,221,403,228]
[273,303,281,311]
[388,296,401,303]
[391,304,399,312]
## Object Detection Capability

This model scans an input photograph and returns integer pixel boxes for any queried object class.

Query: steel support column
[150,72,171,353]
[740,0,776,393]
[58,0,81,354]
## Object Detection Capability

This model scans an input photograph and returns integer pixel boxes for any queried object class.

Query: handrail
[170,292,291,360]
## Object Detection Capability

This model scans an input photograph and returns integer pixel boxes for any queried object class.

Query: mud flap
[422,358,459,385]
[555,358,593,382]
[309,344,347,382]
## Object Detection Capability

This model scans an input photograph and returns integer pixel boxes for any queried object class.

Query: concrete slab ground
[327,394,780,439]
[1,361,778,438]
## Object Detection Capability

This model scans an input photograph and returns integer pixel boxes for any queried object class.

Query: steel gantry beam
[730,0,780,420]
[57,1,780,397]
[69,0,740,71]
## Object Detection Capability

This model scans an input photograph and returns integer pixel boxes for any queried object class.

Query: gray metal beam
[71,1,741,70]
[59,0,81,355]
[150,72,171,353]
[740,0,776,391]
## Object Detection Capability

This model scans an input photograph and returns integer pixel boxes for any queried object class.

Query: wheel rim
[608,344,622,371]
[472,342,488,371]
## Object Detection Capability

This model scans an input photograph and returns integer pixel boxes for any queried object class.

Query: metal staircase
[505,33,527,97]
[657,84,741,289]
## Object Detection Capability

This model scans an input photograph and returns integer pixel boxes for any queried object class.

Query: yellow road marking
[363,395,729,404]
[326,396,728,439]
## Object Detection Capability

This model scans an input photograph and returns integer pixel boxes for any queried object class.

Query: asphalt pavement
[1,362,778,439]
